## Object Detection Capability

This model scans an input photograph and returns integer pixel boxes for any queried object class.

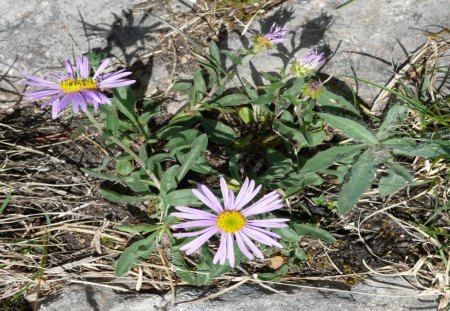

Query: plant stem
[84,109,161,190]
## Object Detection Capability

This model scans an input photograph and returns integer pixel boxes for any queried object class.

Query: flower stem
[84,109,161,190]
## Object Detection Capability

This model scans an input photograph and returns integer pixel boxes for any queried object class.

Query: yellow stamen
[253,36,272,52]
[216,211,246,233]
[59,78,97,93]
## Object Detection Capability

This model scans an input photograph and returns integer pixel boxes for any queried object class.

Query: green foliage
[337,148,381,215]
[115,233,158,277]
[77,45,450,281]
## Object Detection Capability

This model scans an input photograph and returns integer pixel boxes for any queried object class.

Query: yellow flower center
[216,211,246,233]
[253,36,272,52]
[59,78,97,93]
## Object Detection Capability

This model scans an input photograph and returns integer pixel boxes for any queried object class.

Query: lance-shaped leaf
[160,165,179,205]
[376,104,409,140]
[115,233,157,276]
[317,90,360,116]
[98,188,156,203]
[200,118,237,145]
[379,170,411,197]
[112,87,138,127]
[176,134,208,182]
[319,113,379,145]
[337,149,381,215]
[382,138,450,158]
[299,144,365,174]
[292,223,336,243]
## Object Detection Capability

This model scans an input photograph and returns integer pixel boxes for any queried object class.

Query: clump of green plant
[22,23,450,285]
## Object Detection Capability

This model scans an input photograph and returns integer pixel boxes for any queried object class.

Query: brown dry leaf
[268,256,285,270]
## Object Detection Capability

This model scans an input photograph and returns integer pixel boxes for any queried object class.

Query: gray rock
[223,0,450,104]
[0,0,171,107]
[38,276,438,311]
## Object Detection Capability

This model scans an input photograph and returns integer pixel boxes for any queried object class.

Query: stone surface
[38,276,438,311]
[223,0,450,104]
[2,0,448,108]
[0,0,171,106]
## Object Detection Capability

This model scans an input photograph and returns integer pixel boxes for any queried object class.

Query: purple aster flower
[171,177,288,267]
[22,55,135,119]
[291,49,326,77]
[253,23,288,56]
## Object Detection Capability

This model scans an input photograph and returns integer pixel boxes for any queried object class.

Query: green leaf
[115,233,157,276]
[251,94,277,106]
[385,161,413,182]
[376,104,409,140]
[105,106,119,136]
[160,165,180,204]
[112,87,138,126]
[176,152,216,175]
[262,72,279,82]
[166,189,201,207]
[165,129,201,151]
[239,107,254,124]
[125,172,151,193]
[193,69,207,95]
[382,138,450,158]
[273,226,300,242]
[319,113,378,144]
[221,50,242,65]
[81,167,124,182]
[98,188,155,203]
[244,80,258,99]
[299,144,364,173]
[337,149,381,215]
[292,223,336,243]
[200,118,236,145]
[273,119,306,146]
[215,94,249,106]
[145,153,176,173]
[115,224,161,234]
[209,41,220,62]
[379,171,410,197]
[177,134,208,182]
[172,81,193,94]
[115,156,133,175]
[317,90,360,116]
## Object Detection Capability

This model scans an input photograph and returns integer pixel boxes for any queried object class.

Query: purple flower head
[171,177,288,267]
[291,49,326,77]
[22,55,135,119]
[302,80,323,99]
[253,23,288,56]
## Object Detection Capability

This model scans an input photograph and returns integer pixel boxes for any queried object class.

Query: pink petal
[173,227,212,238]
[226,232,235,267]
[192,185,223,213]
[171,212,216,220]
[213,232,227,265]
[235,232,254,260]
[242,227,282,248]
[220,177,231,210]
[181,227,217,255]
[93,58,110,79]
[239,231,264,259]
[175,206,217,219]
[171,219,216,229]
